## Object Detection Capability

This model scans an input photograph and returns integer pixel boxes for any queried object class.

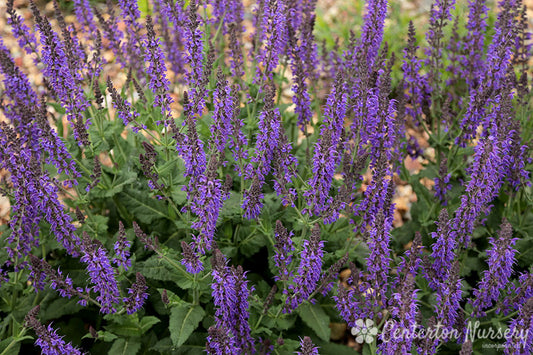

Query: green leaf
[81,331,117,342]
[169,304,206,347]
[119,188,168,223]
[219,192,242,220]
[140,316,161,334]
[92,171,137,198]
[137,0,150,15]
[0,336,25,355]
[314,338,358,354]
[297,303,331,341]
[108,338,141,355]
[157,288,183,306]
[238,232,267,257]
[139,256,176,282]
[40,297,84,322]
[47,102,65,114]
[275,338,300,355]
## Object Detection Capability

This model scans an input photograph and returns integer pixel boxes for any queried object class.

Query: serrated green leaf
[219,192,242,219]
[40,297,84,322]
[139,257,176,282]
[119,188,168,223]
[0,336,23,355]
[238,232,267,257]
[169,305,205,347]
[276,338,300,355]
[158,288,183,306]
[297,303,331,341]
[92,171,137,198]
[83,331,117,342]
[140,316,161,334]
[108,338,141,355]
[140,256,194,289]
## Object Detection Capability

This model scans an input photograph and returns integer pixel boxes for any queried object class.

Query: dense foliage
[0,0,532,354]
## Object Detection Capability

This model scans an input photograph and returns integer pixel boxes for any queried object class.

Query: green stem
[156,251,194,281]
[0,328,26,355]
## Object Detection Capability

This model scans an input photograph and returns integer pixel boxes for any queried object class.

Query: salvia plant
[0,0,531,354]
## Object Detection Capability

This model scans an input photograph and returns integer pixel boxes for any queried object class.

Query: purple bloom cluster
[190,156,227,255]
[424,0,456,87]
[0,0,532,353]
[297,336,320,355]
[255,0,287,83]
[243,84,297,218]
[144,16,173,121]
[25,306,83,355]
[461,0,488,87]
[107,77,143,132]
[123,272,149,314]
[117,0,144,74]
[505,298,533,354]
[6,0,39,57]
[304,74,346,218]
[434,156,452,204]
[153,0,186,78]
[181,240,204,274]
[30,1,89,145]
[29,255,93,306]
[0,122,80,260]
[286,224,324,312]
[113,221,132,270]
[80,233,120,314]
[470,220,517,316]
[0,39,78,177]
[402,21,429,122]
[94,1,125,67]
[211,71,235,152]
[273,220,294,282]
[210,250,254,353]
[364,211,393,310]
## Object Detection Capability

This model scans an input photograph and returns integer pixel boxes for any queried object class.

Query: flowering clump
[0,0,531,353]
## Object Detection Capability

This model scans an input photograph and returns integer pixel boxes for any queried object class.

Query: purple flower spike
[124,272,149,315]
[402,21,429,122]
[113,221,132,270]
[471,220,517,316]
[211,71,235,152]
[210,250,254,353]
[30,0,89,145]
[118,0,144,74]
[304,73,346,217]
[297,336,320,355]
[255,0,287,83]
[144,16,173,121]
[505,298,533,355]
[430,209,455,288]
[25,306,83,355]
[6,0,39,57]
[435,261,462,332]
[80,233,120,314]
[461,0,488,87]
[181,241,204,274]
[207,326,239,355]
[190,156,228,254]
[273,221,295,282]
[286,224,324,312]
[243,83,296,218]
[365,211,393,309]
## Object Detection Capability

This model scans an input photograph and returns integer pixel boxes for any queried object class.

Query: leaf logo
[351,319,378,344]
